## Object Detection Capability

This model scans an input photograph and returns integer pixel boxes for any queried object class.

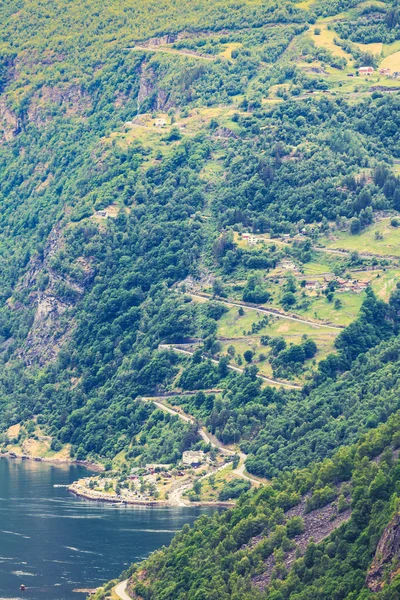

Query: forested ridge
[0,0,400,596]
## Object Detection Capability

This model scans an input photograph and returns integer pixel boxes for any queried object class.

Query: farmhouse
[241,232,259,245]
[358,66,374,76]
[145,463,171,473]
[248,236,258,246]
[182,450,205,466]
[379,68,391,76]
[336,279,370,293]
[280,259,297,271]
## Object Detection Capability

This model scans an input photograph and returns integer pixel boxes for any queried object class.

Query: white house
[182,451,205,466]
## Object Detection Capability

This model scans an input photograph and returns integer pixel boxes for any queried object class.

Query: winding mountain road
[159,344,301,389]
[168,480,195,507]
[187,292,343,330]
[113,395,264,599]
[144,397,232,451]
[114,580,131,600]
[139,396,262,488]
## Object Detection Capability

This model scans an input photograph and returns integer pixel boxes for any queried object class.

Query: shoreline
[2,452,234,509]
[69,485,169,506]
[0,451,104,472]
[68,483,235,508]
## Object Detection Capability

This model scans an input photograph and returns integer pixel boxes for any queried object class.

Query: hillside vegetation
[0,0,400,596]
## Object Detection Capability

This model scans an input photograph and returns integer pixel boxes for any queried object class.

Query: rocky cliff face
[366,511,400,592]
[137,62,171,111]
[26,84,92,126]
[16,224,94,366]
[0,97,18,142]
[0,82,91,141]
[139,34,178,47]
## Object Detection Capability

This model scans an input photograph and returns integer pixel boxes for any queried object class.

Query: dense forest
[0,0,400,597]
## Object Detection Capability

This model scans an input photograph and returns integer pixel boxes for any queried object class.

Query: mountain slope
[96,413,400,600]
[0,0,400,595]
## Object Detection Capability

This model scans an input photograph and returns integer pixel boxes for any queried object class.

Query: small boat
[20,584,26,591]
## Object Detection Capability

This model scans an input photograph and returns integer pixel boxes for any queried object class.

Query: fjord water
[0,459,213,600]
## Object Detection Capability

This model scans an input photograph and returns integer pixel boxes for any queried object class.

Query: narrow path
[234,460,262,484]
[314,246,400,262]
[142,397,228,449]
[114,580,132,600]
[168,480,195,507]
[159,344,301,389]
[187,292,344,331]
[139,396,262,488]
[126,45,216,60]
[168,460,244,506]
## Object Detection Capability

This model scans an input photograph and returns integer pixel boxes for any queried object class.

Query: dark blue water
[0,458,214,600]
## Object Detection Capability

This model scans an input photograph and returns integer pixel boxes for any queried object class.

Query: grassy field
[296,291,364,326]
[108,106,244,161]
[220,42,242,59]
[199,156,226,184]
[310,24,352,60]
[301,257,342,275]
[355,42,383,56]
[370,268,400,301]
[184,464,248,502]
[322,218,400,256]
[380,51,400,72]
[219,339,276,378]
[216,305,338,376]
[382,41,400,58]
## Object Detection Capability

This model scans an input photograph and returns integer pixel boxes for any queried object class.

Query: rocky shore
[68,483,170,506]
[68,481,235,508]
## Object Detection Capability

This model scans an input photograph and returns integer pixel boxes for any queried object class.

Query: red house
[359,66,374,76]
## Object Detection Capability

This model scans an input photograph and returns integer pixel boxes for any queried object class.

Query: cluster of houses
[70,450,212,504]
[354,66,399,78]
[182,450,206,465]
[304,276,370,293]
[242,232,292,246]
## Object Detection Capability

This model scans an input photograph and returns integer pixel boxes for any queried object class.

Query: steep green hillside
[0,0,398,471]
[0,0,396,460]
[0,0,400,595]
